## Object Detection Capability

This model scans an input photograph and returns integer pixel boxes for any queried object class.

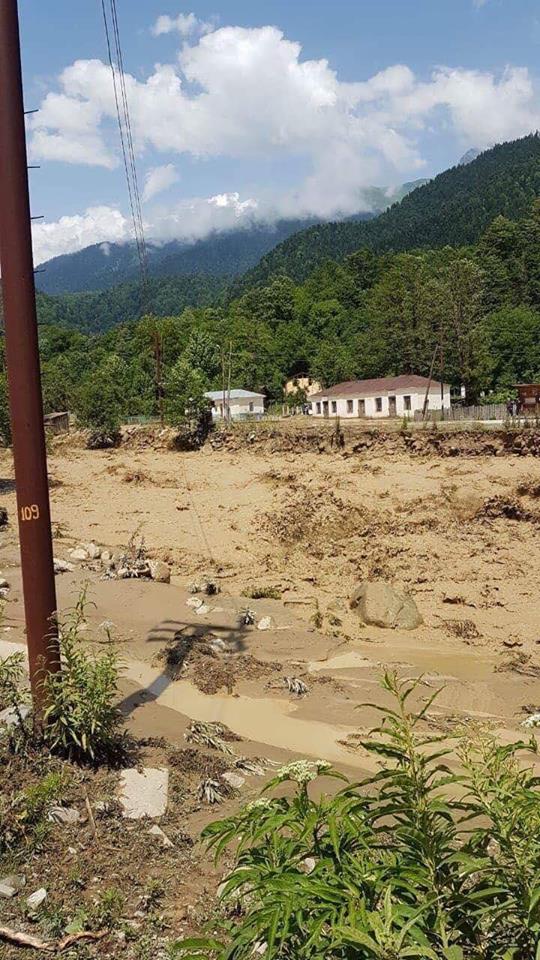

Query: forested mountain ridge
[243,135,540,287]
[36,219,323,295]
[36,180,429,296]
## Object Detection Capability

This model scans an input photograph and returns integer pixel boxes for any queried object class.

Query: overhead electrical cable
[100,0,148,301]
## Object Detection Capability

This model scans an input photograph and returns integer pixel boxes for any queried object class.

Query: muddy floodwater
[1,423,540,767]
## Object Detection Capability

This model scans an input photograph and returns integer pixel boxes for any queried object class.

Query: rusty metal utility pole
[0,0,60,706]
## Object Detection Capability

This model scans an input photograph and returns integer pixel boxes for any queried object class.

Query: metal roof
[205,390,265,400]
[310,375,450,400]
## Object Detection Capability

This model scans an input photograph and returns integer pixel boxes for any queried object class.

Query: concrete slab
[118,767,169,819]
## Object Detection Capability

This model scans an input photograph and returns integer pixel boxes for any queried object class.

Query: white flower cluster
[246,798,273,812]
[522,713,540,728]
[276,759,332,784]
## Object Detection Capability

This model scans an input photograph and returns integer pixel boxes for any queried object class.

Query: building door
[322,400,329,418]
[389,396,397,417]
[358,399,366,417]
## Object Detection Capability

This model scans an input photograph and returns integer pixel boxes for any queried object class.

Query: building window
[249,402,254,412]
[316,402,321,415]
[375,397,383,412]
[346,399,353,413]
[331,400,337,414]
[403,395,411,411]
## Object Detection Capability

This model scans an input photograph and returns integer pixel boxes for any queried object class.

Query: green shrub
[171,673,540,960]
[1,770,68,855]
[242,586,282,600]
[42,597,123,763]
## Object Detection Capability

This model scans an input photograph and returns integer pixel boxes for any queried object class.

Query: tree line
[1,201,539,439]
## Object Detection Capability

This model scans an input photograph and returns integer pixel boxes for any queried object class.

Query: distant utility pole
[0,0,60,708]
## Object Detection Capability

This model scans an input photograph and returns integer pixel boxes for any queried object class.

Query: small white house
[205,389,265,421]
[309,375,452,419]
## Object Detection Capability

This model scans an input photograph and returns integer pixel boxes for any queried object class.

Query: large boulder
[350,581,423,630]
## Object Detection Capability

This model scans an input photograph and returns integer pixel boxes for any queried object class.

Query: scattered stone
[221,771,246,790]
[118,767,169,819]
[0,704,30,728]
[47,806,80,825]
[186,597,203,609]
[85,542,102,560]
[195,603,210,616]
[69,548,89,562]
[53,558,74,574]
[300,857,317,874]
[350,581,423,630]
[0,578,10,588]
[0,507,8,527]
[0,588,9,601]
[149,560,171,584]
[147,824,174,848]
[26,887,47,911]
[257,616,273,631]
[0,875,24,899]
[101,549,112,562]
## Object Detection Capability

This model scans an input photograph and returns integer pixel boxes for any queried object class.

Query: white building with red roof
[309,375,451,419]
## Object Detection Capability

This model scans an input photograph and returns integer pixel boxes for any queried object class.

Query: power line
[100,0,148,304]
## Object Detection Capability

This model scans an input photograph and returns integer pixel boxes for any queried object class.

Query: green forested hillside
[243,135,540,286]
[13,201,540,430]
[36,274,227,334]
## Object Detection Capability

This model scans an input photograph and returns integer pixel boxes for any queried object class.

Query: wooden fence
[414,403,508,422]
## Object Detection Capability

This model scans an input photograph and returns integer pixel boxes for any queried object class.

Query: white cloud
[32,205,130,264]
[142,163,179,201]
[473,0,489,8]
[29,22,540,259]
[151,12,213,37]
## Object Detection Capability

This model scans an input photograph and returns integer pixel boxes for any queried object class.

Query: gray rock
[0,704,30,729]
[147,824,174,848]
[47,806,80,825]
[69,548,89,562]
[26,887,47,910]
[85,542,102,560]
[0,875,24,898]
[195,603,210,616]
[101,550,112,562]
[257,616,273,631]
[53,558,74,574]
[221,771,246,790]
[350,581,423,630]
[118,767,169,819]
[149,560,171,584]
[0,578,10,588]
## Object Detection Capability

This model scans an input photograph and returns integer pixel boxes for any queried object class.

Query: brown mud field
[1,420,540,956]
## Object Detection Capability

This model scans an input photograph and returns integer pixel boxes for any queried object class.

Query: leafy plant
[42,594,123,763]
[0,651,32,748]
[170,673,540,960]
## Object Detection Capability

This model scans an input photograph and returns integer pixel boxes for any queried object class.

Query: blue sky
[18,0,540,263]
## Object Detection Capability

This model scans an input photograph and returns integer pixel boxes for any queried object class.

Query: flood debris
[284,676,309,697]
[239,607,256,626]
[185,720,240,754]
[197,777,228,805]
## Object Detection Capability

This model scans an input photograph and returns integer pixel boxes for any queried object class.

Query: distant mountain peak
[458,147,482,166]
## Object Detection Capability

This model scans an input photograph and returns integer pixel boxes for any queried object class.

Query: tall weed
[171,673,540,960]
